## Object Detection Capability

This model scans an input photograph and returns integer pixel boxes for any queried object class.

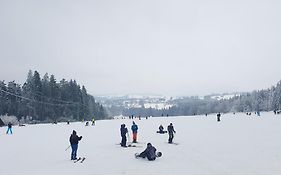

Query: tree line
[122,80,281,117]
[0,70,107,122]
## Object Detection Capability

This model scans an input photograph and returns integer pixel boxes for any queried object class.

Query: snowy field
[1,112,281,175]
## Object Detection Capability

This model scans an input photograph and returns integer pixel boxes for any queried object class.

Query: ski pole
[65,145,71,151]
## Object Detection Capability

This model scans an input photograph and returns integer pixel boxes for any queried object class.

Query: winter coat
[131,124,138,133]
[69,134,82,145]
[141,145,156,160]
[120,125,128,137]
[8,123,12,128]
[167,125,175,134]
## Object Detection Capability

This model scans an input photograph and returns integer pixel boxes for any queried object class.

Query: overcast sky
[1,0,281,96]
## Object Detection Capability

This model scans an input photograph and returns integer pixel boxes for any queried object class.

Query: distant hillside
[99,81,281,117]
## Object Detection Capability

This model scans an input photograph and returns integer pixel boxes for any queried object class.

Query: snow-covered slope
[0,112,281,175]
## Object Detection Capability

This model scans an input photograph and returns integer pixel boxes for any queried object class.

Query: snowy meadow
[0,112,281,175]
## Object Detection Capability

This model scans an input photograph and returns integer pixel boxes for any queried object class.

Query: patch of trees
[0,70,107,122]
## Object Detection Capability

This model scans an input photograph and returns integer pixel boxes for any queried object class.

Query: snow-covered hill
[0,112,281,175]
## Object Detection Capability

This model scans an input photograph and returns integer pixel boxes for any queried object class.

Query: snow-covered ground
[1,112,281,175]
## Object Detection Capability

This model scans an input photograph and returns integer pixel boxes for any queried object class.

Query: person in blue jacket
[131,121,138,143]
[120,124,128,147]
[6,122,13,134]
[69,130,82,160]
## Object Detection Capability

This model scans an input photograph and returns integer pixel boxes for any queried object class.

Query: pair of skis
[73,157,86,163]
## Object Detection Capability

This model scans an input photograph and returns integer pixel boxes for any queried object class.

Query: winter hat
[147,143,152,146]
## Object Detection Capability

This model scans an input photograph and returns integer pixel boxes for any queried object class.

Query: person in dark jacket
[167,123,176,143]
[85,121,89,126]
[217,113,221,122]
[157,124,167,134]
[137,143,157,161]
[131,121,138,143]
[6,122,12,134]
[120,124,128,147]
[69,130,82,160]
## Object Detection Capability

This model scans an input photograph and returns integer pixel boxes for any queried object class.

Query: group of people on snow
[118,121,176,161]
[120,121,139,147]
[67,118,176,162]
[120,122,176,146]
[156,123,176,144]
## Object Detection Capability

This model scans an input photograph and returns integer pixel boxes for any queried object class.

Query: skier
[167,123,176,143]
[131,121,138,143]
[6,122,12,134]
[120,124,128,147]
[92,117,95,125]
[69,130,82,160]
[157,124,167,134]
[135,143,157,161]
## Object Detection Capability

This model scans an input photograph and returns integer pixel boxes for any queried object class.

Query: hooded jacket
[69,130,82,145]
[131,122,138,133]
[120,124,128,137]
[141,144,157,160]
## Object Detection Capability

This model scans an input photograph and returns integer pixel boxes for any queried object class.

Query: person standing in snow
[69,130,82,160]
[217,113,221,122]
[6,122,12,134]
[120,124,128,147]
[131,121,138,143]
[167,123,176,143]
[136,143,157,161]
